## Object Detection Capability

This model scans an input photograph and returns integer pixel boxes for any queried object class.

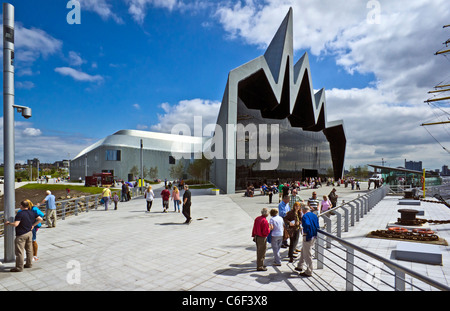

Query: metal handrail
[0,186,145,236]
[310,185,449,291]
[316,229,450,291]
[318,186,386,237]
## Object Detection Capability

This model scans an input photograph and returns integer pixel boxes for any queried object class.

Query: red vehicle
[85,173,114,187]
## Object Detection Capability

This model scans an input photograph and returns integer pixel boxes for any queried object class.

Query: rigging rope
[423,126,450,153]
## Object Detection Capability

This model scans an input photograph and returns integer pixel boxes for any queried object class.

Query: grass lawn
[20,183,105,195]
[188,184,216,189]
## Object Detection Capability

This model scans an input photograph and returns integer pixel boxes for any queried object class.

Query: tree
[129,165,139,179]
[149,166,159,180]
[169,162,184,180]
[187,155,212,181]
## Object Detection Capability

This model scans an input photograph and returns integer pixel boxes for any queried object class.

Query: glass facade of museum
[234,101,333,190]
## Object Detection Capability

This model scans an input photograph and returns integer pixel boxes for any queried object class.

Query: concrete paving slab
[0,182,448,294]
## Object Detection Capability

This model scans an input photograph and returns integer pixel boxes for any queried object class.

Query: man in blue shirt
[278,195,290,248]
[38,190,57,228]
[278,195,290,217]
[295,205,319,277]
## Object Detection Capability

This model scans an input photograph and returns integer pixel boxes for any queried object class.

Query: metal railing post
[346,247,354,291]
[74,199,79,216]
[322,215,332,248]
[394,269,406,291]
[348,202,355,227]
[61,202,66,220]
[316,233,324,269]
[355,199,360,222]
[341,206,349,232]
[335,211,342,238]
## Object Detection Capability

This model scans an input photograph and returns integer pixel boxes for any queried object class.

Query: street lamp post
[3,3,33,262]
[3,2,16,263]
[140,139,144,193]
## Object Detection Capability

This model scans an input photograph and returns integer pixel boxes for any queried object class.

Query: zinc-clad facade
[70,130,206,182]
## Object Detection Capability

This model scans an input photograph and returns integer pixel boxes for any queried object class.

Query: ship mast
[423,24,450,112]
[422,24,450,127]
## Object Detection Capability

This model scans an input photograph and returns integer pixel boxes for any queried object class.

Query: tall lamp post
[3,3,33,262]
[140,139,144,193]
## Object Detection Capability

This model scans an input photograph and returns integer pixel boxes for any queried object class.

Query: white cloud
[133,103,141,110]
[14,25,63,62]
[126,0,179,23]
[0,118,95,164]
[54,67,104,83]
[136,124,149,130]
[0,22,62,71]
[23,128,42,137]
[325,87,450,168]
[68,51,86,66]
[151,98,221,135]
[79,0,124,24]
[212,0,450,169]
[16,81,35,90]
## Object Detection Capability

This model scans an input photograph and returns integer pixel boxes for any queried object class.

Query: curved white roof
[73,129,208,160]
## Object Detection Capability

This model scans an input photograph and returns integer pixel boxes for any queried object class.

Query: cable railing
[0,187,145,236]
[313,185,450,291]
[314,229,450,291]
[318,185,389,238]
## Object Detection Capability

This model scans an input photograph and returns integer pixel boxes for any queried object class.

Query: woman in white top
[269,208,285,266]
[144,185,154,212]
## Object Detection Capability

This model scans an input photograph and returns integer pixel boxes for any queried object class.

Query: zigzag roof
[212,8,346,193]
[227,7,344,133]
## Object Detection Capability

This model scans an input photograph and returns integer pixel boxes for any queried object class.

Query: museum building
[209,8,346,194]
[70,8,346,194]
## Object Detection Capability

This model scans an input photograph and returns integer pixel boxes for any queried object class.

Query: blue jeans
[103,197,110,210]
[174,199,180,212]
[32,227,38,241]
[271,236,283,264]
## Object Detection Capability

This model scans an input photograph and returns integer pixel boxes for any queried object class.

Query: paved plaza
[0,182,449,293]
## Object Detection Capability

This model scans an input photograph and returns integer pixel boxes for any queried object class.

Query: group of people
[144,184,192,224]
[251,184,341,277]
[3,190,57,272]
[252,201,319,277]
[100,185,120,211]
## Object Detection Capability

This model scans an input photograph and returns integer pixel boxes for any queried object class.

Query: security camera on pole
[2,3,33,262]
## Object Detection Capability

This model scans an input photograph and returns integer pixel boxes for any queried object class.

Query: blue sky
[2,0,450,171]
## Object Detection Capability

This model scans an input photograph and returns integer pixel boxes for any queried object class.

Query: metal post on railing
[316,233,324,270]
[322,215,332,248]
[341,206,349,232]
[355,197,362,222]
[362,195,368,216]
[346,247,354,291]
[74,199,79,216]
[348,203,355,227]
[61,202,66,220]
[394,269,406,291]
[335,211,342,238]
[85,197,89,213]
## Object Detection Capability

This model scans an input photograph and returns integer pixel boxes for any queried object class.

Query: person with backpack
[161,185,171,213]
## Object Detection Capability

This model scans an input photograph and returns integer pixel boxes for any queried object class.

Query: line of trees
[128,156,213,182]
[0,167,68,181]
